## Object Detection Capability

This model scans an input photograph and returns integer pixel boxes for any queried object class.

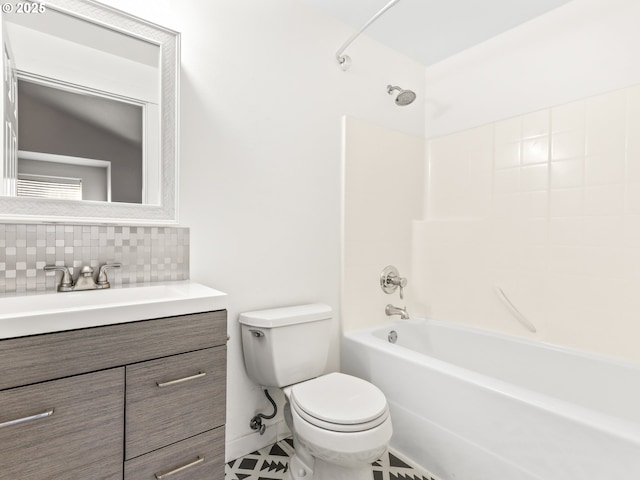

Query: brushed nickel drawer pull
[156,372,206,388]
[0,409,54,429]
[154,456,204,479]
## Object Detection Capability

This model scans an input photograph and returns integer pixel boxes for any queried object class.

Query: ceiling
[19,81,143,146]
[301,0,572,67]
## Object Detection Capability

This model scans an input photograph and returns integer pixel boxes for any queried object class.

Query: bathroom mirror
[0,0,179,224]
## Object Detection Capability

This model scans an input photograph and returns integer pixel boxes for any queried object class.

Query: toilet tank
[239,304,332,387]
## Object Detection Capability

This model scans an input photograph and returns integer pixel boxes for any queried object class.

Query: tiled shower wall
[418,83,640,362]
[0,224,189,294]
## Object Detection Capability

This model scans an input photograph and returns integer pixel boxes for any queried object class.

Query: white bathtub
[342,318,640,480]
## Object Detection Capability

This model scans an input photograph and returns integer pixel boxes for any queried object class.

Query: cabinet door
[0,368,124,480]
[124,427,224,480]
[125,346,226,459]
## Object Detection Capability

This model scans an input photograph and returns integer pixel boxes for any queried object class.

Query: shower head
[387,85,416,106]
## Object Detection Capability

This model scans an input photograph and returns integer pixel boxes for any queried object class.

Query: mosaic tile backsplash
[0,224,189,294]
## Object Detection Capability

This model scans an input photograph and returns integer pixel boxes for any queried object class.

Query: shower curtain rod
[335,0,402,71]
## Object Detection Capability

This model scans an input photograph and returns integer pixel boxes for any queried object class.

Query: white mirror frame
[0,0,179,224]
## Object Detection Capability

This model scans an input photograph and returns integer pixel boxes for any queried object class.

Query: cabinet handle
[0,409,54,429]
[156,371,206,388]
[154,456,204,479]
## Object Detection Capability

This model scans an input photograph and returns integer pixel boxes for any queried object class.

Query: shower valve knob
[380,265,407,299]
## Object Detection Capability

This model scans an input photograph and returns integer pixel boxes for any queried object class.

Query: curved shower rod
[335,0,402,71]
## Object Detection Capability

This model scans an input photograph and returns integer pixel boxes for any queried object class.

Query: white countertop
[0,281,228,340]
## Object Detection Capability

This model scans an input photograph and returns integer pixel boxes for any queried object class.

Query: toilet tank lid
[239,303,332,328]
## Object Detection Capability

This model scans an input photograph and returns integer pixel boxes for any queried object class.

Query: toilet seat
[288,372,389,433]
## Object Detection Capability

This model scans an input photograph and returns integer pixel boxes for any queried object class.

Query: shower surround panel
[419,83,640,362]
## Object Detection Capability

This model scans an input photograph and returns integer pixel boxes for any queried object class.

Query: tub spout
[385,304,409,320]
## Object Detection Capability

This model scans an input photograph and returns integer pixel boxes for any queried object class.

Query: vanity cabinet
[0,310,227,480]
[0,368,124,480]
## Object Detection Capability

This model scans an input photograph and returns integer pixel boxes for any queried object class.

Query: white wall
[424,0,640,137]
[100,0,425,461]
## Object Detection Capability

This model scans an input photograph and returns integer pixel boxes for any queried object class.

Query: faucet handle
[380,265,408,299]
[43,265,74,292]
[393,275,407,299]
[97,263,121,288]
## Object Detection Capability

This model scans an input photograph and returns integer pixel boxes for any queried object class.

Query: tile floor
[225,438,438,480]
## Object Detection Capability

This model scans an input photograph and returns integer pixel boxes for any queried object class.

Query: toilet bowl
[283,372,392,480]
[239,304,393,480]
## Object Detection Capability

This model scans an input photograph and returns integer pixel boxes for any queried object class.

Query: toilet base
[286,452,314,480]
[286,452,373,480]
[286,434,384,480]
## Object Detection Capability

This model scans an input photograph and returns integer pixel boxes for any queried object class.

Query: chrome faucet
[385,304,409,320]
[44,263,121,292]
[74,266,98,291]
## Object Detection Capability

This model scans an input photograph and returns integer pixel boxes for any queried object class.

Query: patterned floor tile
[225,438,438,480]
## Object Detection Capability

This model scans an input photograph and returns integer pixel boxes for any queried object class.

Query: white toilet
[239,304,392,480]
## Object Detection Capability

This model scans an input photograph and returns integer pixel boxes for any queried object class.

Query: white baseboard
[225,419,290,463]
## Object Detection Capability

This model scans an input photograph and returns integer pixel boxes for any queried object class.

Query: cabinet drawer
[0,368,124,480]
[124,426,224,480]
[125,347,226,459]
[0,310,226,390]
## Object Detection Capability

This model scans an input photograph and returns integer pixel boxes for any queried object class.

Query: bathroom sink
[0,281,228,339]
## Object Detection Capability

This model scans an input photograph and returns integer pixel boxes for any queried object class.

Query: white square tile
[584,184,624,216]
[495,141,521,169]
[494,116,522,144]
[550,158,584,189]
[586,128,626,159]
[522,109,549,139]
[550,188,583,217]
[522,136,549,165]
[585,155,624,186]
[551,130,585,160]
[492,193,520,219]
[520,164,549,192]
[521,218,548,245]
[494,168,520,193]
[520,191,549,218]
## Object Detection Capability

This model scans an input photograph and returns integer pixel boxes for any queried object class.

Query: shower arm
[335,0,402,70]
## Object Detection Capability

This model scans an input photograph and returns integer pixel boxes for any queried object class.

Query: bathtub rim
[342,317,640,445]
